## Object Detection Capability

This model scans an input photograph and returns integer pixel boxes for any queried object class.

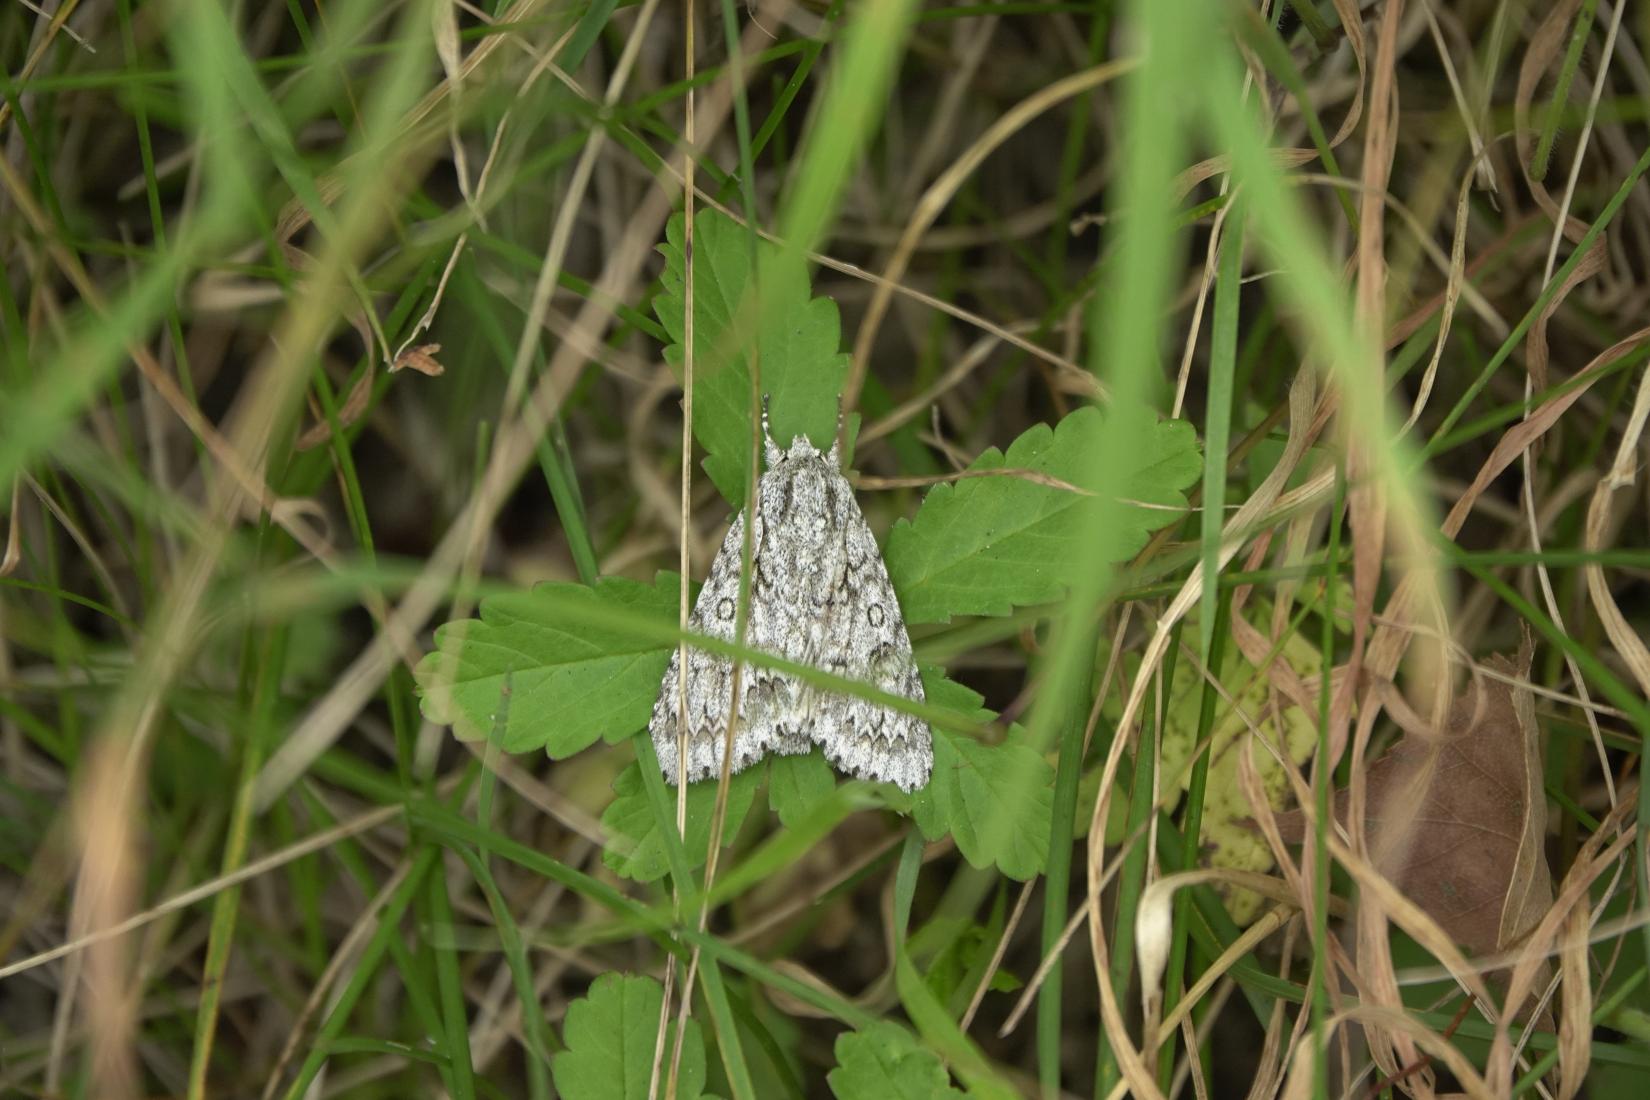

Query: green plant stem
[1157,594,1229,1091]
[186,623,289,1099]
[1039,620,1100,1097]
[1530,0,1598,181]
[279,848,439,1100]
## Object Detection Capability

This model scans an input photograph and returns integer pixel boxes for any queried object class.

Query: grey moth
[648,400,932,792]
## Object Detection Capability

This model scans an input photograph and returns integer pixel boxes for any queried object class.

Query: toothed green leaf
[827,1022,966,1100]
[551,973,706,1100]
[601,763,762,883]
[656,209,851,505]
[885,405,1200,624]
[414,574,680,759]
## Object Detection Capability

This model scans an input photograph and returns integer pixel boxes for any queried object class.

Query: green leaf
[550,973,705,1100]
[655,209,851,505]
[827,1022,965,1100]
[414,574,680,758]
[602,762,762,883]
[884,405,1200,623]
[1159,604,1322,923]
[1092,600,1323,923]
[918,894,1021,1013]
[766,749,837,828]
[911,677,1052,880]
[893,956,1017,1100]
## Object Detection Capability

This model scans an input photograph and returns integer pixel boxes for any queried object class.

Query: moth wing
[649,504,809,786]
[810,491,932,792]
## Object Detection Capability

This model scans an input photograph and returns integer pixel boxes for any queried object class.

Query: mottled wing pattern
[648,509,811,786]
[648,420,932,792]
[811,503,931,790]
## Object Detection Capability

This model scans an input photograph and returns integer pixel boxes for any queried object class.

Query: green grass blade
[1530,0,1598,181]
[1199,203,1243,662]
[1038,620,1098,1095]
[1157,593,1229,1091]
[186,624,290,1099]
[775,0,922,258]
[426,862,479,1099]
[279,847,439,1100]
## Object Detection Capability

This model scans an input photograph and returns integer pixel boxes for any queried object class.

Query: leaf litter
[1273,641,1556,1011]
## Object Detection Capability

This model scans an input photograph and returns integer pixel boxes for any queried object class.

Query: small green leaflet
[827,1022,966,1100]
[655,209,851,505]
[601,762,762,882]
[893,954,1017,1100]
[550,973,708,1100]
[911,676,1052,880]
[766,749,838,829]
[916,892,1022,1015]
[414,574,680,758]
[884,404,1201,623]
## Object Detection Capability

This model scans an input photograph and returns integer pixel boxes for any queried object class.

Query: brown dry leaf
[391,343,446,377]
[1277,646,1554,985]
[1514,0,1593,228]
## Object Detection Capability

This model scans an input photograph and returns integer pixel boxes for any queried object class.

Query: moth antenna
[761,393,782,466]
[827,395,844,464]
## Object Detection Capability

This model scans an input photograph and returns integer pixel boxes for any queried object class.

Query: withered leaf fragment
[391,343,445,376]
[1278,647,1554,979]
[296,346,446,451]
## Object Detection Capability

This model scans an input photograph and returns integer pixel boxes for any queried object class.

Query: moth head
[764,436,846,541]
[760,393,844,468]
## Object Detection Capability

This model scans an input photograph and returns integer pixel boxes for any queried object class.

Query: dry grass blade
[1398,162,1477,435]
[682,185,1095,381]
[1099,371,1323,804]
[1135,870,1346,1049]
[661,2,699,1096]
[854,466,1099,496]
[842,59,1136,416]
[1487,815,1638,1092]
[1,477,21,577]
[1343,6,1418,1073]
[1582,357,1650,697]
[0,803,401,983]
[1514,0,1592,225]
[0,156,336,564]
[57,741,140,1099]
[1359,324,1650,716]
[1100,904,1302,1100]
[258,860,416,1100]
[1556,903,1593,1099]
[1332,1005,1497,1100]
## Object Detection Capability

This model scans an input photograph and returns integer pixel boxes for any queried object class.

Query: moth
[648,399,932,792]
